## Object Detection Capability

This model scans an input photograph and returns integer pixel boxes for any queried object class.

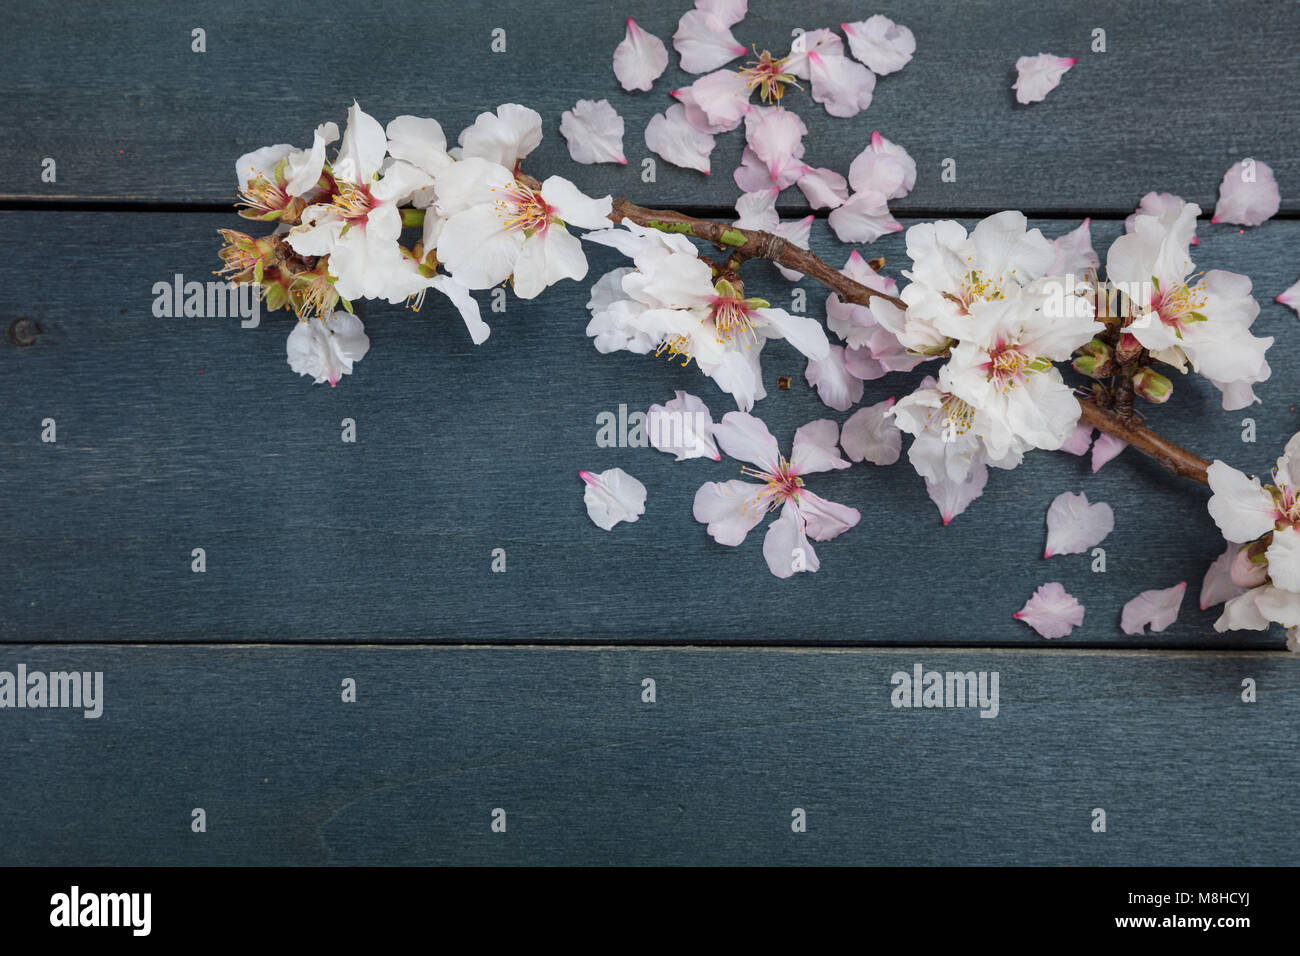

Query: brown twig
[1077,401,1210,484]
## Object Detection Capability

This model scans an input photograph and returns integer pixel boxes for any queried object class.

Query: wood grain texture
[2,211,1297,646]
[0,644,1293,865]
[0,0,1296,214]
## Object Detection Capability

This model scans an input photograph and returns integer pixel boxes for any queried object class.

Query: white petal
[733,188,780,230]
[762,500,820,578]
[1212,159,1281,227]
[1013,53,1076,105]
[648,390,720,461]
[1277,276,1300,317]
[675,69,752,131]
[285,311,369,387]
[791,419,851,474]
[841,398,902,465]
[754,306,830,360]
[1059,423,1095,456]
[693,479,768,545]
[334,101,387,183]
[1206,460,1278,543]
[1214,588,1272,632]
[437,203,521,290]
[1120,582,1187,635]
[828,190,903,244]
[541,175,614,229]
[673,9,747,73]
[713,411,782,471]
[512,226,588,299]
[385,115,451,175]
[1044,491,1114,557]
[695,0,746,26]
[1255,585,1300,628]
[237,143,293,192]
[1265,524,1300,592]
[804,346,864,412]
[613,18,669,92]
[458,103,543,168]
[796,491,860,542]
[560,99,627,166]
[1047,218,1099,276]
[581,468,647,530]
[427,275,490,344]
[1014,582,1085,639]
[1200,544,1247,610]
[286,121,340,195]
[644,104,715,174]
[842,15,915,75]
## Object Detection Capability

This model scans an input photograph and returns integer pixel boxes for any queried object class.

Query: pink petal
[1124,191,1197,242]
[848,130,916,200]
[1058,423,1095,457]
[840,397,901,465]
[1044,491,1114,557]
[804,345,865,412]
[1090,433,1127,472]
[1200,544,1246,611]
[1014,582,1085,639]
[842,15,916,75]
[559,99,626,165]
[1013,53,1075,105]
[733,147,801,192]
[743,107,808,181]
[783,28,842,79]
[674,69,752,132]
[713,410,782,471]
[807,49,875,118]
[644,104,714,174]
[796,490,860,542]
[790,418,852,474]
[673,9,747,74]
[762,500,820,578]
[770,214,814,281]
[1276,277,1300,316]
[613,18,669,92]
[1212,159,1281,227]
[694,0,747,27]
[1120,582,1187,636]
[733,188,780,230]
[927,461,989,525]
[828,189,902,243]
[1048,218,1098,276]
[796,165,849,209]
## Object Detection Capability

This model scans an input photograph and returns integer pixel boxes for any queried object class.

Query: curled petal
[840,397,901,466]
[1044,491,1114,557]
[560,99,627,165]
[1013,53,1075,105]
[1059,423,1095,456]
[796,491,860,542]
[1212,158,1281,227]
[1120,582,1187,636]
[580,467,647,530]
[1206,460,1279,544]
[1090,433,1127,472]
[1048,218,1099,277]
[1200,543,1246,611]
[1277,276,1300,317]
[1265,524,1300,592]
[458,103,543,168]
[613,18,670,92]
[645,104,715,174]
[1014,582,1085,639]
[796,166,849,209]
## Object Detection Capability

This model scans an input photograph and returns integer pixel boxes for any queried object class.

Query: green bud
[1133,367,1173,404]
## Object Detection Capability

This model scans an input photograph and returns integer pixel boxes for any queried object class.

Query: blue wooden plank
[0,211,1296,646]
[0,644,1293,865]
[0,0,1296,214]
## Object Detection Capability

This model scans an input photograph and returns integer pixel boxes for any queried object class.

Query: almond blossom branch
[1076,400,1209,484]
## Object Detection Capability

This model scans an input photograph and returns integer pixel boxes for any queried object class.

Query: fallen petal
[1014,582,1085,639]
[560,99,627,165]
[1044,491,1114,557]
[1212,158,1281,227]
[581,467,648,530]
[673,8,747,74]
[1120,582,1187,635]
[644,104,715,174]
[1013,53,1075,105]
[840,397,901,465]
[647,390,720,461]
[842,15,916,75]
[1200,543,1246,610]
[613,18,670,92]
[1090,432,1127,472]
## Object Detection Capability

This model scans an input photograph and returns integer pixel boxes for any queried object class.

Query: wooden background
[1,0,1297,864]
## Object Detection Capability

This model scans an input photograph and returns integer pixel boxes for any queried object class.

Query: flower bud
[1133,367,1173,404]
[1115,331,1144,364]
[1072,337,1113,378]
[1231,542,1269,588]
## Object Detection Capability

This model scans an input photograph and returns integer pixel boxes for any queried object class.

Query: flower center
[741,457,804,508]
[983,344,1035,393]
[741,51,798,103]
[495,179,552,236]
[710,294,760,344]
[1271,479,1300,526]
[655,334,693,366]
[957,264,1007,310]
[332,180,377,224]
[936,393,976,435]
[1149,276,1207,330]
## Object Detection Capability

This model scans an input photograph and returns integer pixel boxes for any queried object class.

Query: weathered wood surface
[0,645,1293,865]
[0,0,1296,215]
[2,212,1296,646]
